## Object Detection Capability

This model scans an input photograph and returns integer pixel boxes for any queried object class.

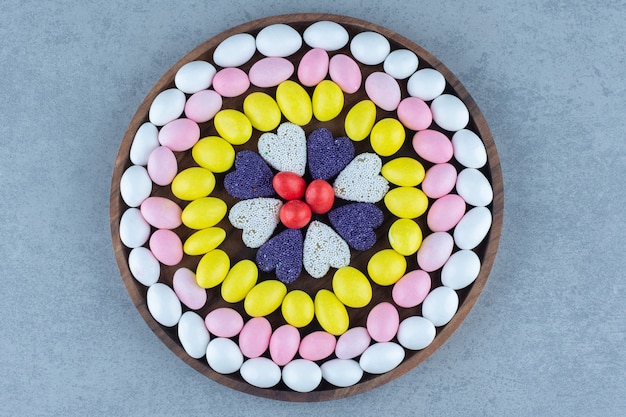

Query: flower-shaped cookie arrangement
[226,122,387,284]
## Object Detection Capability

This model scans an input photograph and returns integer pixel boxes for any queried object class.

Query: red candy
[274,175,334,227]
[273,172,306,200]
[305,179,335,214]
[280,200,312,229]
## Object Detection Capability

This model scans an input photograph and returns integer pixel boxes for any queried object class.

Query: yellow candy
[221,260,258,303]
[384,186,429,218]
[171,167,215,201]
[367,249,407,286]
[281,290,314,328]
[243,92,281,132]
[214,109,252,145]
[314,289,349,336]
[344,100,376,141]
[192,136,235,173]
[181,197,227,229]
[244,280,287,317]
[275,80,312,126]
[381,157,425,186]
[183,227,226,256]
[196,249,230,288]
[388,219,422,256]
[312,80,344,122]
[332,266,372,308]
[370,118,406,157]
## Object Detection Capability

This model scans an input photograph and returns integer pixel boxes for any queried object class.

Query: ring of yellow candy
[170,70,429,337]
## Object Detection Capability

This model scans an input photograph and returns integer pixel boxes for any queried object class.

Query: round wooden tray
[110,13,503,401]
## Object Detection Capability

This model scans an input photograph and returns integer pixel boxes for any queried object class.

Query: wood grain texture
[110,13,503,402]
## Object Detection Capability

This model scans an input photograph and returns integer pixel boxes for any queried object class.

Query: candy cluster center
[273,173,334,229]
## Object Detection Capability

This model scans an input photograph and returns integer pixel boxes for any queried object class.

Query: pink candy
[212,67,250,97]
[365,72,401,111]
[149,229,183,266]
[172,268,207,310]
[158,118,200,152]
[298,48,329,87]
[328,54,361,93]
[427,194,466,232]
[269,324,300,366]
[140,196,182,229]
[147,146,177,186]
[239,317,272,358]
[184,89,222,123]
[392,270,431,308]
[299,331,336,361]
[205,308,244,338]
[417,232,454,272]
[335,327,371,359]
[421,163,457,199]
[249,57,294,87]
[366,302,399,343]
[412,129,453,163]
[397,97,432,131]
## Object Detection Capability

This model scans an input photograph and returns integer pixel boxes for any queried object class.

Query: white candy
[407,68,446,101]
[383,49,419,79]
[258,122,307,176]
[282,359,322,392]
[321,359,363,387]
[256,24,302,57]
[333,153,389,203]
[228,198,282,248]
[148,88,185,126]
[422,286,459,327]
[129,122,159,166]
[146,283,182,327]
[441,250,481,290]
[303,21,349,51]
[454,206,492,250]
[119,208,150,248]
[240,357,282,388]
[213,33,256,67]
[350,31,390,65]
[120,165,152,207]
[206,338,243,374]
[359,342,405,374]
[456,168,493,206]
[397,316,436,350]
[128,247,160,286]
[178,311,210,359]
[303,221,350,278]
[431,94,469,131]
[452,129,487,168]
[174,61,216,94]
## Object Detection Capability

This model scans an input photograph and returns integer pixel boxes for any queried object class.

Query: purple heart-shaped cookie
[328,203,384,251]
[224,151,275,199]
[307,128,354,180]
[256,228,303,284]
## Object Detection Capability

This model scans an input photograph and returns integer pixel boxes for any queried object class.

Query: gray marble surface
[1,0,624,415]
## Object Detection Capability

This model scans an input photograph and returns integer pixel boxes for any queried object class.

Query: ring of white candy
[118,20,493,392]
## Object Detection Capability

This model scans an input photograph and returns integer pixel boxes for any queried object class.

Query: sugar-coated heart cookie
[258,123,307,175]
[303,221,350,278]
[307,128,354,180]
[256,228,303,284]
[228,198,283,248]
[328,203,384,251]
[333,153,389,203]
[224,151,275,199]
